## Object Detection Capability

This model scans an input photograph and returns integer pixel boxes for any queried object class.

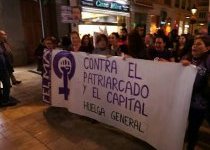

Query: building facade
[74,0,131,37]
[1,0,209,65]
[0,0,70,65]
[196,0,209,29]
[131,0,197,35]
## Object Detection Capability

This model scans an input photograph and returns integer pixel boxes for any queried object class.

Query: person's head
[44,36,55,49]
[178,34,188,46]
[144,33,154,46]
[81,34,91,46]
[127,30,146,59]
[192,35,210,57]
[70,31,81,46]
[156,29,165,37]
[95,34,108,50]
[198,27,208,35]
[120,28,128,41]
[154,36,166,52]
[61,35,71,47]
[135,25,145,37]
[109,32,120,46]
[0,30,7,42]
[71,6,81,21]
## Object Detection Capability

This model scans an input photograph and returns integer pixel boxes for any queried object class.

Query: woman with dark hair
[79,34,94,53]
[147,36,175,62]
[174,34,192,62]
[69,31,81,52]
[182,35,210,150]
[108,32,121,56]
[60,34,71,50]
[127,30,147,59]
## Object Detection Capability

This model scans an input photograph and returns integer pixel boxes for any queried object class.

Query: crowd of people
[35,27,210,150]
[0,26,203,149]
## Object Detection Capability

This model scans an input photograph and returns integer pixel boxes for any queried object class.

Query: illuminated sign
[81,0,129,12]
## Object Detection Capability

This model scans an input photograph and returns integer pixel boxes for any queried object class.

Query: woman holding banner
[182,35,210,150]
[92,34,110,55]
[69,31,81,52]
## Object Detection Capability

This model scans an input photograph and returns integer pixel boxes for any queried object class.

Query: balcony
[133,0,153,8]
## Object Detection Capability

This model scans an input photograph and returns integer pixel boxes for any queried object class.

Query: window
[181,0,186,9]
[199,12,206,19]
[187,0,191,10]
[164,0,171,6]
[175,0,180,8]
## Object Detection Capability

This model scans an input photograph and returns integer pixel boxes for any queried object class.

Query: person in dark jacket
[174,34,192,62]
[127,30,147,59]
[0,33,17,106]
[148,36,175,62]
[35,38,45,71]
[182,35,210,150]
[0,30,21,85]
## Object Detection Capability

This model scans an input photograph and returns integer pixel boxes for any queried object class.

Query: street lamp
[190,4,197,35]
[191,4,197,15]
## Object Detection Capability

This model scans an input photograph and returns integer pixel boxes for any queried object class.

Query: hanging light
[191,4,197,15]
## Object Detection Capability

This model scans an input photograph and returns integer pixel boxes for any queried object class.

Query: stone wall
[0,0,27,66]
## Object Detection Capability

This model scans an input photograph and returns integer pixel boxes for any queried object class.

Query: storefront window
[79,11,127,37]
[79,0,130,37]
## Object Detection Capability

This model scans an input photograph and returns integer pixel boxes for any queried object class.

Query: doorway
[20,0,42,63]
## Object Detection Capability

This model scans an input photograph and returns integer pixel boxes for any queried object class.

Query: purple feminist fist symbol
[59,58,71,100]
[53,51,75,100]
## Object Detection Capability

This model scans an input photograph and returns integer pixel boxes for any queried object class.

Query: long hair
[127,30,147,59]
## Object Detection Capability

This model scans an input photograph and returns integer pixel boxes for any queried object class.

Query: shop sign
[81,0,129,12]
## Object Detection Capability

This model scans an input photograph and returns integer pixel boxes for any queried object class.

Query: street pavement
[0,65,209,150]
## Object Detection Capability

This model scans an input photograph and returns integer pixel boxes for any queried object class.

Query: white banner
[50,50,197,150]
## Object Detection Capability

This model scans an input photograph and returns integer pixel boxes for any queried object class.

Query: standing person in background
[126,30,147,59]
[168,29,179,50]
[119,28,129,54]
[69,31,81,52]
[135,25,145,39]
[60,34,71,50]
[79,34,94,53]
[119,27,128,45]
[108,32,121,56]
[0,31,17,106]
[174,34,192,62]
[0,30,21,85]
[35,38,45,72]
